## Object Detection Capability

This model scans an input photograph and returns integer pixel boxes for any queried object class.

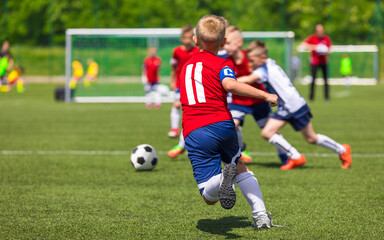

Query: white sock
[202,174,221,202]
[236,126,245,151]
[170,106,180,129]
[154,90,161,106]
[269,133,301,159]
[145,92,152,106]
[236,171,266,218]
[316,134,346,154]
[178,132,185,149]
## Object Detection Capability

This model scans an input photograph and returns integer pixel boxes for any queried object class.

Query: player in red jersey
[180,15,280,230]
[168,25,200,138]
[167,25,200,158]
[142,47,162,109]
[224,26,288,164]
[301,24,332,101]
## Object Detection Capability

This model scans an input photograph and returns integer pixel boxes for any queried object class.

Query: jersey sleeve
[219,66,236,83]
[252,65,268,83]
[305,35,315,44]
[170,48,178,66]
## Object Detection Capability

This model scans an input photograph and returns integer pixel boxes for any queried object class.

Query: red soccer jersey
[305,34,332,66]
[143,56,161,83]
[180,51,234,137]
[228,50,267,106]
[170,46,200,88]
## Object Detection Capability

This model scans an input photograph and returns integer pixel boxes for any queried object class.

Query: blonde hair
[195,15,227,48]
[226,25,241,35]
[247,40,268,56]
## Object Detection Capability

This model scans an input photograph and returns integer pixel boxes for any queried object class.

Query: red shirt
[143,56,161,83]
[305,34,332,66]
[228,50,267,106]
[171,46,200,88]
[180,51,234,137]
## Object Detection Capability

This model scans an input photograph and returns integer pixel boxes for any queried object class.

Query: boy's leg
[300,122,352,168]
[144,83,152,109]
[168,133,186,158]
[262,118,306,170]
[169,90,181,137]
[229,105,252,163]
[236,161,267,218]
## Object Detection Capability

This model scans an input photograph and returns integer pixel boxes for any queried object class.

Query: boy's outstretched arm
[237,74,260,84]
[222,77,278,107]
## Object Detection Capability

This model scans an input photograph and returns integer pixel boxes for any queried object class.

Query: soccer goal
[65,28,294,103]
[296,45,379,85]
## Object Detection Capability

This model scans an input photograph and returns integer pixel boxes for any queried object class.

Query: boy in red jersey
[142,47,162,109]
[168,25,200,137]
[180,15,280,230]
[224,26,288,164]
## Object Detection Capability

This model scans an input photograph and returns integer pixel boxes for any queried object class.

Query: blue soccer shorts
[228,102,271,128]
[270,104,313,131]
[184,120,241,194]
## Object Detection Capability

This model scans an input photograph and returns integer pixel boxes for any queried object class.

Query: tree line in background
[0,0,383,46]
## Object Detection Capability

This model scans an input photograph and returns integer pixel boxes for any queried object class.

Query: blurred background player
[7,66,25,93]
[340,54,352,88]
[301,24,332,101]
[70,59,84,89]
[180,15,279,229]
[224,26,288,164]
[238,40,352,170]
[84,58,99,87]
[168,25,199,138]
[167,25,199,158]
[0,52,12,92]
[142,47,162,109]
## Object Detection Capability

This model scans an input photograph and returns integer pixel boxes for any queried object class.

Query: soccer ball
[316,43,329,55]
[130,144,158,171]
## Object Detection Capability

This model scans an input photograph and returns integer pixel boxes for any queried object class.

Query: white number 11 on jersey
[185,62,206,105]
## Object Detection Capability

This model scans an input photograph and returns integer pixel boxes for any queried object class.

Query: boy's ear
[193,36,198,47]
[220,37,227,47]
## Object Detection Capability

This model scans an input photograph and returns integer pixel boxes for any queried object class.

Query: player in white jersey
[237,40,352,170]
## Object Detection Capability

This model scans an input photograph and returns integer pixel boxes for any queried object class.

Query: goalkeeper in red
[180,15,281,229]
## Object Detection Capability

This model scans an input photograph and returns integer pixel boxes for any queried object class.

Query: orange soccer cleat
[240,150,253,163]
[339,144,352,169]
[280,154,306,170]
[168,145,185,158]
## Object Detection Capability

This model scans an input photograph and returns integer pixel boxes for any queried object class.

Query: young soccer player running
[69,60,84,89]
[84,58,99,88]
[168,25,200,138]
[238,40,352,170]
[142,47,162,109]
[181,15,280,229]
[224,26,288,164]
[167,25,200,158]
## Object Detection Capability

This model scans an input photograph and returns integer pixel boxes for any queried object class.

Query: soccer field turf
[0,84,383,239]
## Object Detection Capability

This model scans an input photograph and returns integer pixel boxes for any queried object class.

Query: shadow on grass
[196,216,250,239]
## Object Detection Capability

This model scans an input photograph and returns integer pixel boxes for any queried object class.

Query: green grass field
[0,84,383,239]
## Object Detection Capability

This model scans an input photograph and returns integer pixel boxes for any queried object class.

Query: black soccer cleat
[219,164,237,209]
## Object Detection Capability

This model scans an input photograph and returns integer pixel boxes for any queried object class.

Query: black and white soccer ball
[130,144,158,171]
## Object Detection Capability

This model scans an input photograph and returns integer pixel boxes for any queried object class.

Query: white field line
[0,150,383,158]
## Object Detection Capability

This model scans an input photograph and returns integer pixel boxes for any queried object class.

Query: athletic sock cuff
[235,171,254,183]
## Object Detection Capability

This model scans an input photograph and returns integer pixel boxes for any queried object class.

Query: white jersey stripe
[185,64,196,105]
[194,62,206,103]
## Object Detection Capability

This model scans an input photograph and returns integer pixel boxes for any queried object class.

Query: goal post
[297,45,379,85]
[65,28,295,103]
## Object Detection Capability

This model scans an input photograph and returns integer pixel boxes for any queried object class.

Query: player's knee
[261,128,272,140]
[174,101,181,108]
